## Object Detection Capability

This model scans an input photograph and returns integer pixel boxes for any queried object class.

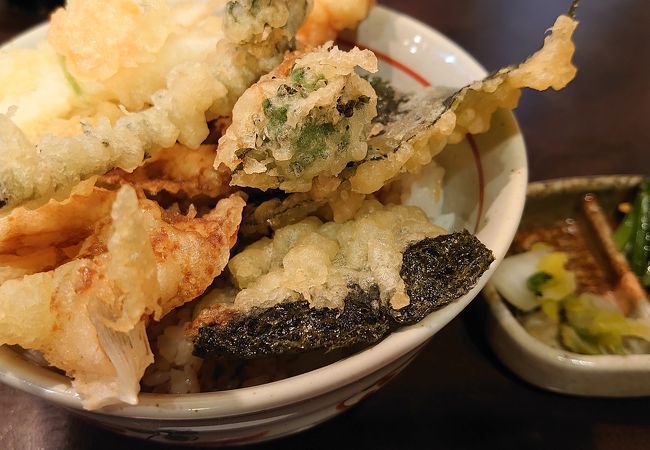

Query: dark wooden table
[1,1,649,449]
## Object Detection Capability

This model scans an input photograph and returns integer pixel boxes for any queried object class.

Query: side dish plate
[485,175,650,397]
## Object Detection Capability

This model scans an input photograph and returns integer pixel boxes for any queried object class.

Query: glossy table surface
[1,1,650,449]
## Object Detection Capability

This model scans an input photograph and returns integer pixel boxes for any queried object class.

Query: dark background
[1,0,649,449]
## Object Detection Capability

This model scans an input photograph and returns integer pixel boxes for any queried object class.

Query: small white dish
[484,176,650,398]
[0,5,528,445]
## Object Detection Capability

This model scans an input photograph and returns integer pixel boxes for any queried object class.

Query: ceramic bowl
[484,175,650,397]
[0,5,527,445]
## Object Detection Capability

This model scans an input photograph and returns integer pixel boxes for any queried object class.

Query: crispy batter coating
[0,0,312,211]
[204,199,444,316]
[191,230,494,360]
[217,13,577,223]
[297,0,375,46]
[0,43,78,141]
[0,248,69,284]
[0,186,244,408]
[216,43,378,192]
[0,180,114,255]
[49,0,175,82]
[0,143,232,261]
[349,15,578,195]
[99,144,232,200]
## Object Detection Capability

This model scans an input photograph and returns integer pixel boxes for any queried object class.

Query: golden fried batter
[0,0,312,211]
[99,144,232,200]
[349,15,578,195]
[216,43,378,192]
[0,179,115,254]
[0,186,244,408]
[297,0,375,46]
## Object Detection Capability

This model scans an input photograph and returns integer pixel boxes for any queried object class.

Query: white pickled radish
[491,248,550,312]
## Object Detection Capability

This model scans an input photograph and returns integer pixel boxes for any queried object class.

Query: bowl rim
[0,4,528,419]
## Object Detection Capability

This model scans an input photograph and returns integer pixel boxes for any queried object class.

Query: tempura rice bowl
[0,6,527,445]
